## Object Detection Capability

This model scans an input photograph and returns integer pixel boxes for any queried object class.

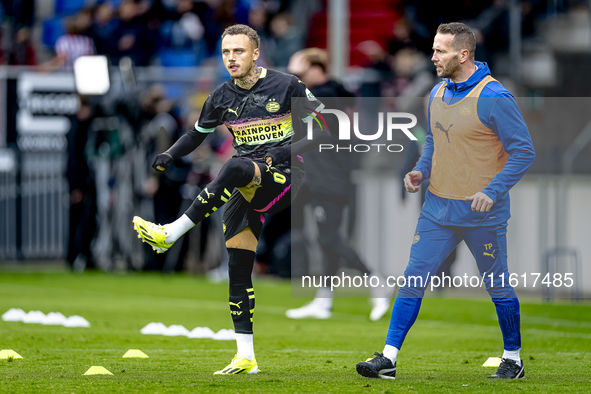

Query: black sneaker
[356,352,396,380]
[487,358,525,379]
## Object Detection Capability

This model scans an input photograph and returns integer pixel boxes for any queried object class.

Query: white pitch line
[0,282,286,314]
[0,282,367,320]
[523,328,591,339]
[418,319,591,339]
[2,282,590,328]
[32,348,359,354]
[521,315,591,329]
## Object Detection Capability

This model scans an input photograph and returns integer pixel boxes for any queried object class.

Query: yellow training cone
[0,349,23,359]
[84,366,113,375]
[122,349,149,358]
[482,357,502,367]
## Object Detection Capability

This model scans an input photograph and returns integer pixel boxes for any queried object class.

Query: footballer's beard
[232,61,255,80]
[438,56,460,79]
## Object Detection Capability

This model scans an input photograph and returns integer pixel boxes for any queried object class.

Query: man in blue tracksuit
[356,22,535,380]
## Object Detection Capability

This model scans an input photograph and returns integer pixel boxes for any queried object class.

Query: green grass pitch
[1,269,590,393]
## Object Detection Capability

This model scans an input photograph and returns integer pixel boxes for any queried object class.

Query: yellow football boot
[213,355,259,375]
[132,216,173,253]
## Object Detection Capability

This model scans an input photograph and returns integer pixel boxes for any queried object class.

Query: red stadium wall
[307,0,401,66]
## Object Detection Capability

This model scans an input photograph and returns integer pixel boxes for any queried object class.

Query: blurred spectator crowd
[0,0,576,70]
[0,0,588,274]
[0,0,583,84]
[0,0,315,68]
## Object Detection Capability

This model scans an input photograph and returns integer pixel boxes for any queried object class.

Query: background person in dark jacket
[286,48,393,322]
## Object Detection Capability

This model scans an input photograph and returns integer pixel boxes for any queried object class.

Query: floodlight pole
[509,0,522,83]
[328,0,349,81]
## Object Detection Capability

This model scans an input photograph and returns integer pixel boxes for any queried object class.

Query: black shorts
[223,158,302,242]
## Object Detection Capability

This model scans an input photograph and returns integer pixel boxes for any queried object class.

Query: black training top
[195,67,323,159]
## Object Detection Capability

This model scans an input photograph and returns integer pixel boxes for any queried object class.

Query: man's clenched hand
[404,171,423,193]
[466,192,493,213]
[152,152,173,172]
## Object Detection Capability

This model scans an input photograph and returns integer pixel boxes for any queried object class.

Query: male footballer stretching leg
[133,24,326,375]
[356,22,535,380]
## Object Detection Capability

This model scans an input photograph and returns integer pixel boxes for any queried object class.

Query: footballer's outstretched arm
[153,93,222,172]
[152,129,209,172]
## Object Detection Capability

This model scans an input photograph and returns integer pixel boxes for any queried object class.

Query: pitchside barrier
[0,66,217,264]
[0,148,17,260]
[20,151,68,259]
[354,174,589,297]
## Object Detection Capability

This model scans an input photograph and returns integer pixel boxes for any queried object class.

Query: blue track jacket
[413,62,535,227]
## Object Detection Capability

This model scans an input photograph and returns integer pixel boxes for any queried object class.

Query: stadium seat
[42,17,65,49]
[55,0,87,15]
[159,21,175,47]
[161,82,185,101]
[157,49,200,67]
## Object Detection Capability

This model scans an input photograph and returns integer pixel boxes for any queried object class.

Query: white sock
[313,287,333,310]
[502,349,521,366]
[236,333,255,361]
[382,345,399,363]
[163,214,195,244]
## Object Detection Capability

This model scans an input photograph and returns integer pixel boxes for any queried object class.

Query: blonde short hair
[222,24,260,49]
